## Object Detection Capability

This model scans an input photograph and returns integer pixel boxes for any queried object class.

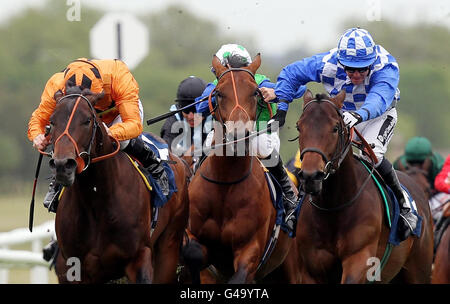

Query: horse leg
[341,247,375,284]
[153,232,184,283]
[181,236,209,284]
[228,247,261,284]
[125,246,153,284]
[54,250,70,284]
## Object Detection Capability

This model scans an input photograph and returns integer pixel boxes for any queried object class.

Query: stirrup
[153,167,170,196]
[43,185,61,213]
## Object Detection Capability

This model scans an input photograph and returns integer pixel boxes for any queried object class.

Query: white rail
[0,220,55,284]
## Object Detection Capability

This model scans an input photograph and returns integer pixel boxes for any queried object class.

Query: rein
[40,94,120,173]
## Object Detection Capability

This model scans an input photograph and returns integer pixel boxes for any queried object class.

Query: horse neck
[207,154,253,179]
[319,151,360,207]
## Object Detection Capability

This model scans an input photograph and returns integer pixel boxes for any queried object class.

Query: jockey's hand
[260,87,276,102]
[32,134,49,151]
[268,109,287,131]
[103,123,112,136]
[342,111,362,128]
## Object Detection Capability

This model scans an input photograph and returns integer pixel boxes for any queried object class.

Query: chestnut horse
[294,90,433,283]
[182,55,299,283]
[48,90,189,283]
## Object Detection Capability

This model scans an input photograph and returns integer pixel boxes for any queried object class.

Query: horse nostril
[313,171,326,180]
[49,159,56,170]
[299,170,325,181]
[65,159,78,171]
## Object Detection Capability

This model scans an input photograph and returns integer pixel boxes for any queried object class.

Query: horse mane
[314,93,330,102]
[65,86,96,98]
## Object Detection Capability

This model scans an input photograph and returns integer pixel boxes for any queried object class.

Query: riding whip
[146,96,208,125]
[29,125,51,232]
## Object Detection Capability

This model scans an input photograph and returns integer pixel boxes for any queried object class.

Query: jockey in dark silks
[394,136,445,192]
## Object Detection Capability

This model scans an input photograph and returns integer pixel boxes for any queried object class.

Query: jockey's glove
[268,109,287,131]
[342,111,362,128]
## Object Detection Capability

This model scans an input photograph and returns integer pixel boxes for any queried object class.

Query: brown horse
[431,202,450,283]
[48,89,189,283]
[294,90,433,283]
[396,159,433,201]
[182,54,299,284]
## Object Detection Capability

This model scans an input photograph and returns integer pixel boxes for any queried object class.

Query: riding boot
[378,158,418,241]
[267,155,299,234]
[43,239,58,264]
[124,136,170,196]
[43,176,62,213]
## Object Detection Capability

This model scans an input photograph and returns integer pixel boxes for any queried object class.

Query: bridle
[40,94,120,173]
[299,99,352,179]
[200,66,260,185]
[208,67,261,125]
[298,98,377,212]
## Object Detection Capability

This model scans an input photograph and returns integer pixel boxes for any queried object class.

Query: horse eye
[333,125,339,133]
[83,118,91,125]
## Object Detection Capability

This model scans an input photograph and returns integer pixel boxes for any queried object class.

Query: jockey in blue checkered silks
[272,27,417,241]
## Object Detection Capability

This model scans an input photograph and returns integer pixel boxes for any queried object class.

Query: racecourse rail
[0,220,55,283]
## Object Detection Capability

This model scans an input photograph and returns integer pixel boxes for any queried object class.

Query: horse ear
[397,159,407,172]
[422,157,432,173]
[303,89,314,107]
[84,90,105,106]
[54,90,63,103]
[212,55,226,78]
[330,90,346,109]
[247,53,261,74]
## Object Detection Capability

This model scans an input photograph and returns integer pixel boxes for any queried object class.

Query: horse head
[397,157,433,200]
[48,87,107,186]
[210,54,261,154]
[296,89,348,194]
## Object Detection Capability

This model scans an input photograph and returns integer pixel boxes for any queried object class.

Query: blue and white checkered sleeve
[358,65,399,120]
[275,53,325,106]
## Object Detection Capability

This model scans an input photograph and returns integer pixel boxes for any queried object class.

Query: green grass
[0,193,58,284]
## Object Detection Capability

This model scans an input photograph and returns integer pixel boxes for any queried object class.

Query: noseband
[299,99,352,179]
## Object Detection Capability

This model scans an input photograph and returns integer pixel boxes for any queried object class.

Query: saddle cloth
[359,158,423,246]
[130,132,177,208]
[262,162,303,238]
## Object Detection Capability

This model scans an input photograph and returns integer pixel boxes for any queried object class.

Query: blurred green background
[0,0,449,283]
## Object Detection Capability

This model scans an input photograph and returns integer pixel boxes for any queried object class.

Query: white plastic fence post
[0,246,9,284]
[30,239,48,284]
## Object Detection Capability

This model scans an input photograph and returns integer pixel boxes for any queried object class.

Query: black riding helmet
[176,76,207,111]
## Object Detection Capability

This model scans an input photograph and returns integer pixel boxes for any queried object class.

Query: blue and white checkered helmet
[337,28,377,68]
